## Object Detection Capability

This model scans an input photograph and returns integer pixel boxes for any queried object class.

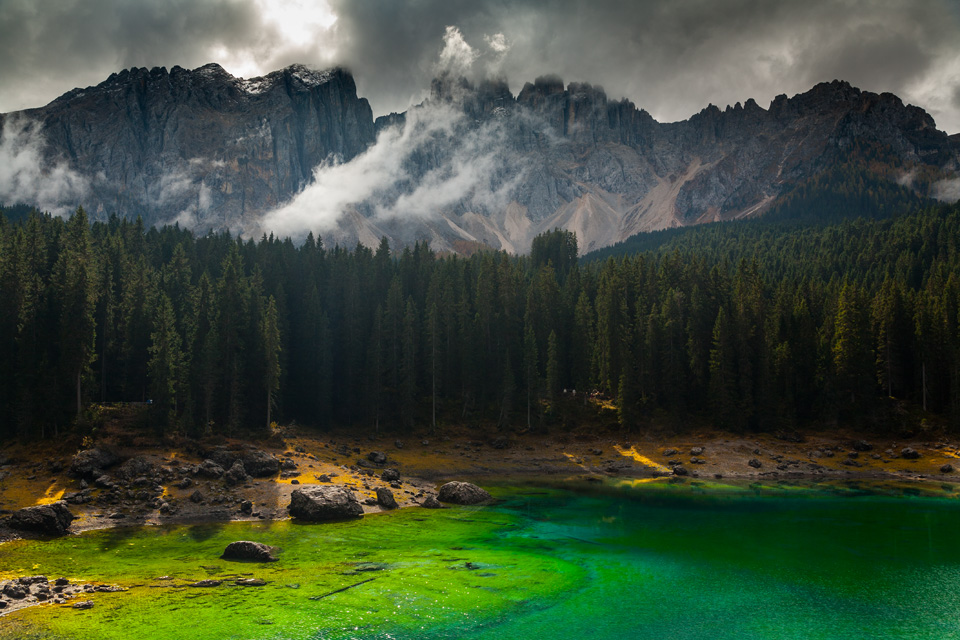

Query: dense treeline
[0,203,958,441]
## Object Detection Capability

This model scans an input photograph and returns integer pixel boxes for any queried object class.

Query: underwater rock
[288,486,364,521]
[188,580,222,587]
[235,578,267,586]
[221,541,278,562]
[437,481,492,505]
[8,501,75,536]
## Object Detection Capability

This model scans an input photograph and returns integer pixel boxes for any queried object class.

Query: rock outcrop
[288,486,364,521]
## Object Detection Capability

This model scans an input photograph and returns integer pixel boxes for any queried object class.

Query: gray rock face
[288,486,363,521]
[221,541,278,562]
[437,481,492,505]
[9,63,374,231]
[8,501,75,536]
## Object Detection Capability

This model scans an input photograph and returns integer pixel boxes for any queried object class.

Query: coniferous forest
[0,202,958,441]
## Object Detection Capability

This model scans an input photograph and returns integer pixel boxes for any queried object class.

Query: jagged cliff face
[353,74,956,254]
[2,63,374,230]
[2,64,957,253]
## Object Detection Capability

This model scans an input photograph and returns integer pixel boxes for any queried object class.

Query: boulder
[381,468,400,482]
[367,451,387,465]
[375,487,398,509]
[420,496,444,509]
[437,481,492,505]
[115,456,156,480]
[69,448,119,479]
[852,440,873,452]
[8,501,75,536]
[208,448,280,477]
[748,458,763,469]
[221,541,278,562]
[224,460,250,486]
[240,450,281,477]
[195,459,225,479]
[901,447,922,459]
[288,486,363,521]
[940,463,954,474]
[2,583,27,599]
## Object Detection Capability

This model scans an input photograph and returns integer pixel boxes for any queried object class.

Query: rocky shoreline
[1,426,958,539]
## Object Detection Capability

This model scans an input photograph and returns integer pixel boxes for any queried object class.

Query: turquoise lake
[1,479,959,639]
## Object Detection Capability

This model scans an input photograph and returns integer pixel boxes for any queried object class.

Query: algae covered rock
[437,481,492,505]
[288,486,363,521]
[221,541,278,562]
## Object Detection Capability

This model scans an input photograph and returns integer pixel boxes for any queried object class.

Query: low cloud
[258,99,528,241]
[0,117,90,216]
[932,177,960,203]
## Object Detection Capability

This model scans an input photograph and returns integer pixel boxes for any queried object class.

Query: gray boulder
[9,501,75,536]
[367,451,387,465]
[437,481,492,505]
[375,487,398,509]
[420,495,444,509]
[288,486,363,521]
[224,460,250,486]
[69,448,119,479]
[221,541,278,562]
[901,447,921,459]
[381,468,400,482]
[195,459,225,479]
[115,456,156,480]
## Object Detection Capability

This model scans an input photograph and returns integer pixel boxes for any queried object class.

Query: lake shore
[2,424,959,545]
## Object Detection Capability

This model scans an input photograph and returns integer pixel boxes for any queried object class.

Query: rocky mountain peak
[3,65,958,256]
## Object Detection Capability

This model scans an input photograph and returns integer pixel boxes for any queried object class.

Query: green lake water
[2,479,960,639]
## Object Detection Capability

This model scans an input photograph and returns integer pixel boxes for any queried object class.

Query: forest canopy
[0,202,958,440]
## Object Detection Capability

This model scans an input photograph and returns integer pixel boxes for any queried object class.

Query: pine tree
[261,295,281,431]
[148,293,185,433]
[55,207,98,420]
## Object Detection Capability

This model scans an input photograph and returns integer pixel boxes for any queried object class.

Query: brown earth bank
[2,412,959,548]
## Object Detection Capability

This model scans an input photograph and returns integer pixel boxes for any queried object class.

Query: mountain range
[2,63,958,254]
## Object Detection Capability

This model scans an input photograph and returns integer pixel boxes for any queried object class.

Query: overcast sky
[1,0,959,133]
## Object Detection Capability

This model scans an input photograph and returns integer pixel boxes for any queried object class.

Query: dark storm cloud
[328,0,960,131]
[0,0,269,111]
[1,0,959,132]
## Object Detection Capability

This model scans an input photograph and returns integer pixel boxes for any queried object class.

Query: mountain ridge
[2,63,957,254]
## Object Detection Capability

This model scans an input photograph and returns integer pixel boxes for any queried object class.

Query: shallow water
[2,480,960,639]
